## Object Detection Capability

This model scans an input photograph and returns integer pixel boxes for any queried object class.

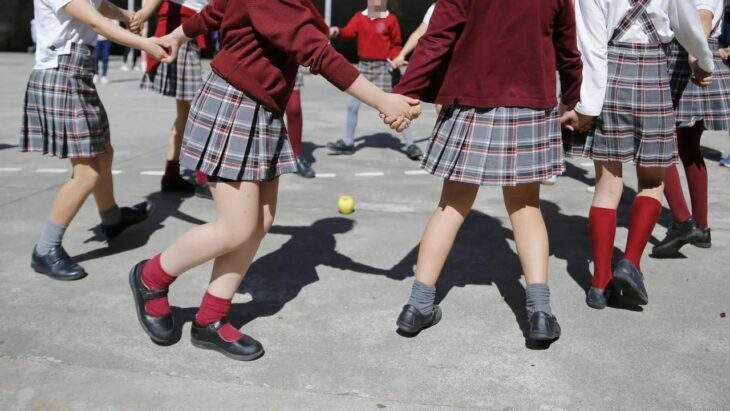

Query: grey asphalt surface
[0,53,729,410]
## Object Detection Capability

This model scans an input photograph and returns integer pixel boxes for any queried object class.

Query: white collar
[361,9,389,20]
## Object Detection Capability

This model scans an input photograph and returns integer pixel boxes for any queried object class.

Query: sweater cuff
[321,59,360,91]
[182,15,207,38]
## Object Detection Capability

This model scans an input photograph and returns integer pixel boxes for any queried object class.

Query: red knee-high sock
[286,90,303,158]
[678,125,708,228]
[141,254,177,317]
[164,160,181,179]
[195,292,243,342]
[589,206,617,289]
[624,196,662,271]
[662,164,692,224]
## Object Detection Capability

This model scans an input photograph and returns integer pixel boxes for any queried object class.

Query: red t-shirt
[338,11,403,61]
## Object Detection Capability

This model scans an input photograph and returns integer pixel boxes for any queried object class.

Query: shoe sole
[529,322,561,341]
[128,262,173,344]
[693,242,711,249]
[612,273,648,306]
[652,229,704,257]
[586,299,606,310]
[396,307,442,334]
[190,338,264,361]
[31,262,87,281]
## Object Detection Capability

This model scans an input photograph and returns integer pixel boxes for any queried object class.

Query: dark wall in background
[1,0,434,58]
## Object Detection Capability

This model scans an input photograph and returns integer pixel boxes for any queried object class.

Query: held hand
[377,94,421,122]
[329,27,340,38]
[158,35,180,63]
[559,109,579,131]
[391,55,407,69]
[128,10,146,35]
[559,102,572,117]
[576,112,596,132]
[689,58,713,86]
[719,47,730,61]
[145,37,172,62]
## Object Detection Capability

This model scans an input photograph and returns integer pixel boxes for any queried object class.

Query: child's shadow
[387,210,538,345]
[349,132,415,159]
[231,217,391,327]
[73,191,206,264]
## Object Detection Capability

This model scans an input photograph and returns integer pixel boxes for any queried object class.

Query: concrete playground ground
[0,53,728,410]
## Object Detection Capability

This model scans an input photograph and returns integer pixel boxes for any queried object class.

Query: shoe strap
[140,285,168,300]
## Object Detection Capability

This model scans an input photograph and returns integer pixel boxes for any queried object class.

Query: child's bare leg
[91,146,116,212]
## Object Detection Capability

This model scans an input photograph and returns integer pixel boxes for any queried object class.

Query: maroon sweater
[183,0,359,113]
[395,0,582,109]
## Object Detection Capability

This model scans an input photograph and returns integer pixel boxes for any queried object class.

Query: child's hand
[560,109,579,131]
[329,27,340,38]
[145,37,172,63]
[122,10,142,35]
[576,112,596,132]
[377,94,421,121]
[128,10,146,35]
[390,55,407,69]
[157,34,181,63]
[689,57,713,86]
[720,47,730,61]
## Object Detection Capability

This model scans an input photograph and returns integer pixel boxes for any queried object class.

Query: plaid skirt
[666,39,730,130]
[21,43,110,159]
[293,68,304,91]
[180,72,296,181]
[421,105,565,186]
[141,41,202,101]
[569,43,676,167]
[358,60,392,92]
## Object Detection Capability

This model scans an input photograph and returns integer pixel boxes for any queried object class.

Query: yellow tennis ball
[337,195,355,215]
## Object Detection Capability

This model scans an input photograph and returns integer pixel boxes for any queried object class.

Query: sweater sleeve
[248,0,359,91]
[182,0,227,38]
[553,0,583,108]
[670,0,714,72]
[575,0,608,117]
[338,13,360,40]
[388,16,404,60]
[394,0,467,98]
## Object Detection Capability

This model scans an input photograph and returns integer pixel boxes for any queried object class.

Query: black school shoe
[31,245,87,281]
[326,139,355,155]
[612,259,648,306]
[405,144,423,161]
[528,311,561,341]
[161,174,196,193]
[190,319,264,361]
[101,201,153,239]
[128,260,175,344]
[295,157,316,178]
[586,286,611,310]
[652,217,704,257]
[396,304,442,334]
[693,228,712,249]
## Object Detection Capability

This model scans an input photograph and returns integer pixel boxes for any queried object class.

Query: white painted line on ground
[404,170,428,175]
[111,170,123,175]
[355,172,385,177]
[580,162,594,167]
[316,173,337,178]
[140,171,164,176]
[0,167,22,172]
[36,168,67,173]
[357,202,417,213]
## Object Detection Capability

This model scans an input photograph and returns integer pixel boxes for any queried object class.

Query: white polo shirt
[695,0,725,38]
[423,4,435,25]
[33,0,102,70]
[170,0,209,12]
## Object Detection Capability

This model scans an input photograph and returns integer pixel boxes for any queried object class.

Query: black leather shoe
[612,259,648,306]
[190,319,264,361]
[693,228,711,249]
[295,157,316,178]
[128,260,174,343]
[652,217,704,257]
[405,144,423,161]
[586,286,611,310]
[194,183,212,199]
[161,174,196,193]
[528,311,561,341]
[101,201,153,239]
[31,245,87,281]
[396,304,442,334]
[326,139,355,155]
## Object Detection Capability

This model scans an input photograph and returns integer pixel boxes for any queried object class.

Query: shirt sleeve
[248,0,359,91]
[669,0,714,72]
[423,4,435,24]
[46,0,75,13]
[388,16,404,60]
[394,0,468,98]
[694,0,716,13]
[553,0,583,107]
[338,13,360,40]
[575,0,608,117]
[183,0,227,37]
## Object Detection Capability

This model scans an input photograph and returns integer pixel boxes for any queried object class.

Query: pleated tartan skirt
[569,42,677,167]
[180,73,296,182]
[666,38,730,130]
[421,105,564,186]
[21,43,110,159]
[141,41,202,101]
[358,60,392,92]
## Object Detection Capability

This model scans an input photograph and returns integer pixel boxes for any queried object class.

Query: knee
[72,167,101,192]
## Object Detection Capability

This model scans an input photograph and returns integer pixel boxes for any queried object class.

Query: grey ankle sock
[36,221,67,255]
[99,204,121,225]
[408,280,436,315]
[525,283,552,317]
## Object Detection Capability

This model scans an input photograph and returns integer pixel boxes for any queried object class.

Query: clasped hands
[378,94,422,133]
